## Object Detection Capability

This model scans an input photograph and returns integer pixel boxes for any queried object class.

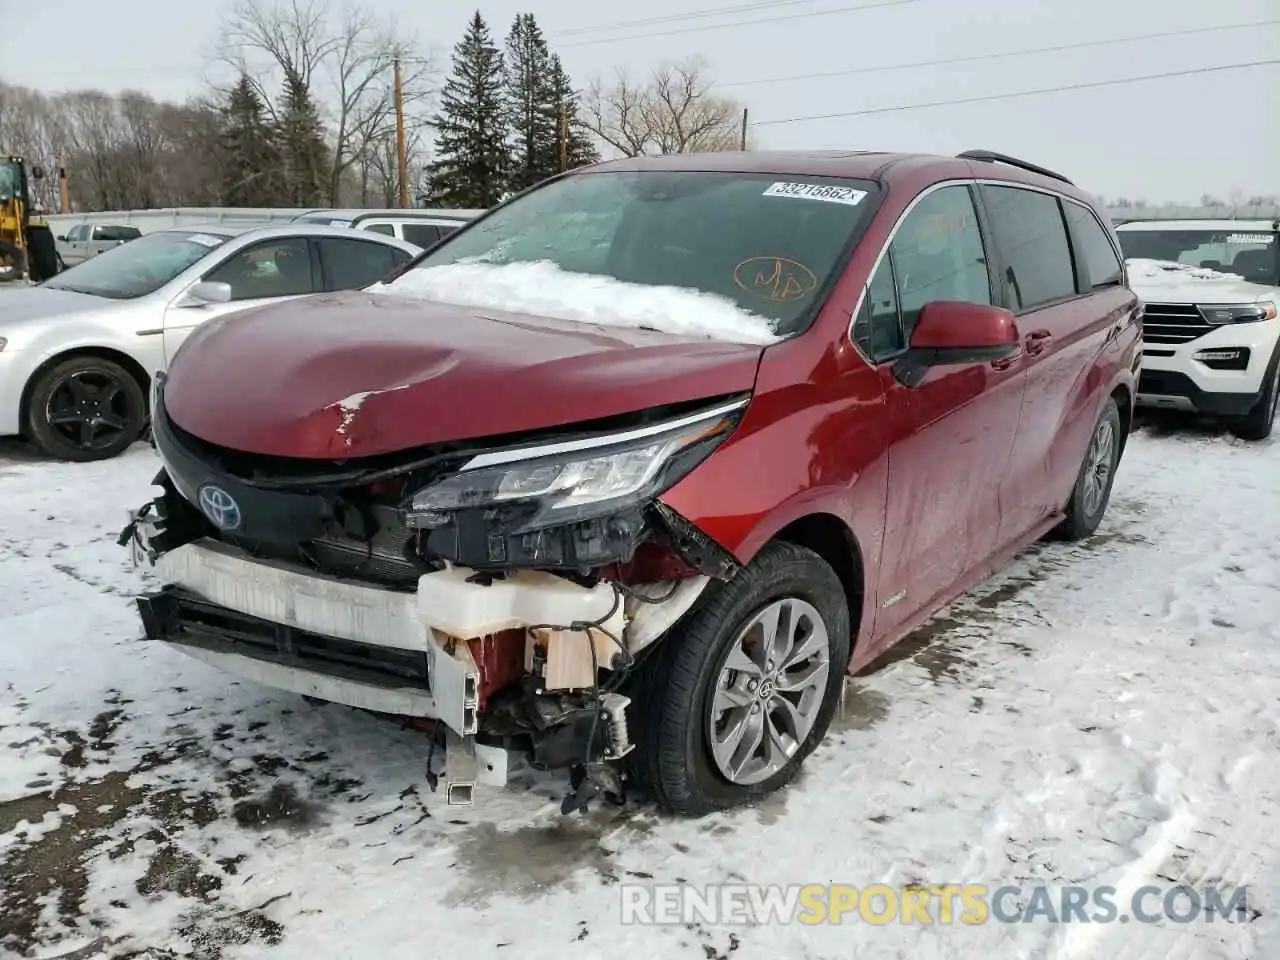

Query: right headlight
[1198,302,1277,325]
[403,397,747,570]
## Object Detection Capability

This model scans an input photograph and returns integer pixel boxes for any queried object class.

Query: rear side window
[117,226,142,240]
[402,223,442,248]
[980,185,1077,310]
[318,237,401,289]
[1064,203,1123,288]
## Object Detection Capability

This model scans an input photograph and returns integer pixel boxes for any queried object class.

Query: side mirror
[184,280,233,305]
[31,165,45,180]
[56,235,67,242]
[892,301,1020,387]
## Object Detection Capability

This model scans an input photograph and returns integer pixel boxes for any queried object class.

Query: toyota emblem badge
[197,484,242,531]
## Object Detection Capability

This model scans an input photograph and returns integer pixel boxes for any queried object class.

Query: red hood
[163,291,764,459]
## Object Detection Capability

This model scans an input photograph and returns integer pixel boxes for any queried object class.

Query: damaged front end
[122,381,747,812]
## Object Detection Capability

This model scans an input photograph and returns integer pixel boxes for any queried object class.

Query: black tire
[627,541,852,816]
[1229,343,1279,442]
[26,226,59,282]
[25,356,148,462]
[1054,397,1123,541]
[0,240,25,283]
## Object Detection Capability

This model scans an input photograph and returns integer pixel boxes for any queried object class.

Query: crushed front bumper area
[126,511,709,808]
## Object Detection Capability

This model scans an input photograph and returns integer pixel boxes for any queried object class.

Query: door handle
[1024,329,1053,355]
[991,345,1024,371]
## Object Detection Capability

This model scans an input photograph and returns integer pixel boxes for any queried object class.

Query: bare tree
[583,57,746,157]
[218,0,439,205]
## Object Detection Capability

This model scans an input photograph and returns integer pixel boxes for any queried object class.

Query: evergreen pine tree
[218,74,280,206]
[425,12,511,208]
[276,75,328,207]
[502,13,559,193]
[548,54,601,171]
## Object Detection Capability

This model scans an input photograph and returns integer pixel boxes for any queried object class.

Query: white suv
[1115,218,1279,440]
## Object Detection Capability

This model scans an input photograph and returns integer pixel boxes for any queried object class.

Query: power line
[752,59,1280,126]
[556,0,820,37]
[721,20,1280,88]
[558,0,921,48]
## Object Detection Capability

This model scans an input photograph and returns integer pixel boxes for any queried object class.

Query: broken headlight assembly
[404,397,747,571]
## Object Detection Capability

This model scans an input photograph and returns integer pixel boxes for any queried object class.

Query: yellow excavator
[0,154,60,283]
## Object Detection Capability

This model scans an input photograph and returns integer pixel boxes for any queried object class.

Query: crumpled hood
[0,286,115,330]
[1126,259,1279,305]
[163,291,765,459]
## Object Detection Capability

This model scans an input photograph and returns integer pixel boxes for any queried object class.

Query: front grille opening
[169,592,430,686]
[1141,302,1213,344]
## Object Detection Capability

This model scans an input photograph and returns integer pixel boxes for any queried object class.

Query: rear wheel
[1054,397,1123,541]
[1229,344,1279,442]
[25,356,148,462]
[627,541,851,816]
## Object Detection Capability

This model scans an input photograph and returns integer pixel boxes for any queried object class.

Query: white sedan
[0,223,421,461]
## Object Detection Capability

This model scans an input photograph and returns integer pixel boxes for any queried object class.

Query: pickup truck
[55,222,143,266]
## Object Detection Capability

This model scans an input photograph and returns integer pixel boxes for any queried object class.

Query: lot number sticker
[763,182,868,206]
[1226,233,1274,244]
[186,233,226,248]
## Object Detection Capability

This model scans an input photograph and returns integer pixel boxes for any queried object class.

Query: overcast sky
[6,0,1278,201]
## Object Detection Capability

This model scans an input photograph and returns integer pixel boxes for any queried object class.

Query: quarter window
[980,185,1077,310]
[1064,203,1123,288]
[889,185,993,340]
[858,257,904,358]
[204,238,315,301]
[364,223,395,236]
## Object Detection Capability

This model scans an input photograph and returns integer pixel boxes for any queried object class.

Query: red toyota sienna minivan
[124,149,1142,816]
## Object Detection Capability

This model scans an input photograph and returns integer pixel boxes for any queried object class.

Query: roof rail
[956,149,1074,186]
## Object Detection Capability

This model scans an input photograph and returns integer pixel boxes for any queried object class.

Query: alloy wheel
[707,597,832,786]
[45,370,135,452]
[1082,417,1116,519]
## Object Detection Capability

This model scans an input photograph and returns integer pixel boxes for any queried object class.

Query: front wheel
[25,356,148,462]
[1054,397,1123,541]
[627,541,851,816]
[1229,344,1279,442]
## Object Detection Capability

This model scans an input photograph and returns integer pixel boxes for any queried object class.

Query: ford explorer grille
[1140,302,1213,344]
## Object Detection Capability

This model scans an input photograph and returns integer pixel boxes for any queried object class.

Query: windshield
[0,161,21,200]
[387,170,880,338]
[43,230,228,299]
[296,214,351,226]
[1117,227,1278,286]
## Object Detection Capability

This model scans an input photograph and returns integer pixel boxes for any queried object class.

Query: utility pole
[559,102,569,173]
[57,160,69,214]
[393,56,410,208]
[740,108,749,151]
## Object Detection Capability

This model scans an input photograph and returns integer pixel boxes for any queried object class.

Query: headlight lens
[0,336,8,353]
[1198,302,1277,325]
[406,399,745,534]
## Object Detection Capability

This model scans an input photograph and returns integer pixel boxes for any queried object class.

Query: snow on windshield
[1125,258,1239,282]
[370,260,783,345]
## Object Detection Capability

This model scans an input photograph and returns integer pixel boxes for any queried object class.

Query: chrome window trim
[845,176,1115,357]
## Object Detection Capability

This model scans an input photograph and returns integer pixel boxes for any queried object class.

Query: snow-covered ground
[1,416,1276,960]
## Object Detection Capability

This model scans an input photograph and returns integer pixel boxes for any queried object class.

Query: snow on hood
[1125,258,1240,282]
[1125,258,1278,305]
[369,260,783,346]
